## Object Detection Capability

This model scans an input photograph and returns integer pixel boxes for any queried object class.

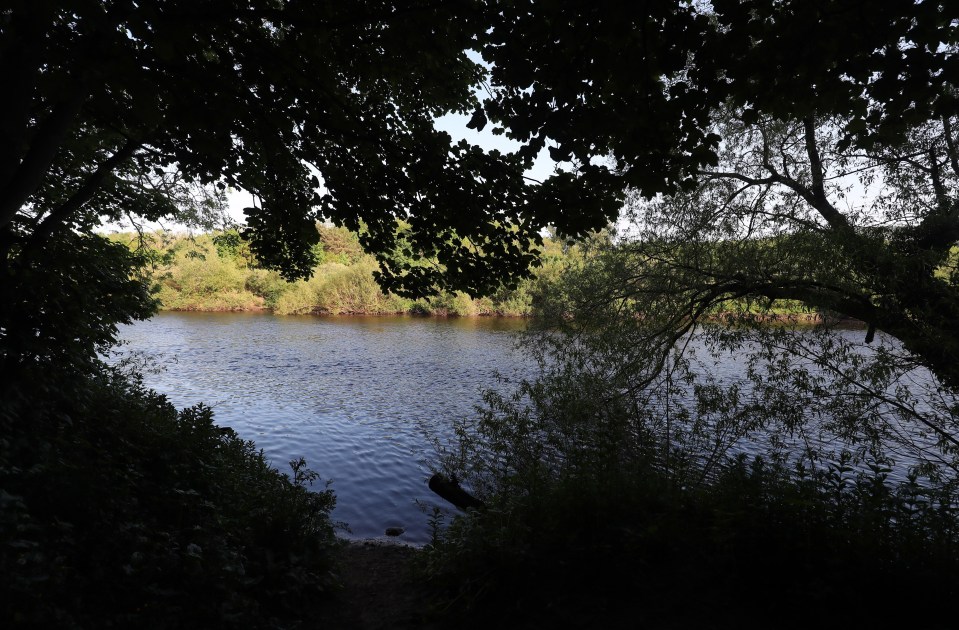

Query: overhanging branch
[25,138,142,254]
[0,90,88,230]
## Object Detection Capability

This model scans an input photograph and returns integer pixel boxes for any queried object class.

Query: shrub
[151,243,264,310]
[165,248,246,294]
[489,281,533,316]
[424,333,959,628]
[1,365,338,628]
[423,291,479,317]
[155,284,264,311]
[316,224,365,265]
[244,269,290,308]
[314,258,409,314]
[273,278,321,315]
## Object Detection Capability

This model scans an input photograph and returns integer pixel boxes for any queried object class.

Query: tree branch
[697,171,778,187]
[915,148,959,251]
[942,116,959,179]
[0,89,88,230]
[25,138,141,254]
[800,118,852,233]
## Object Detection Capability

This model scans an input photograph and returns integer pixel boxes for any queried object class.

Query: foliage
[1,0,588,298]
[156,244,255,307]
[480,1,955,195]
[425,321,959,627]
[528,231,959,477]
[0,362,338,628]
[270,258,410,316]
[5,0,957,328]
[420,291,479,317]
[273,277,323,316]
[315,224,366,266]
[593,106,959,389]
[424,204,959,623]
[117,227,554,317]
[426,451,959,628]
[212,229,257,268]
[426,160,959,622]
[474,1,959,389]
[313,258,411,315]
[0,230,157,380]
[244,269,291,310]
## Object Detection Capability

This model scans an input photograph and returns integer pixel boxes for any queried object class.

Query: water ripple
[116,312,531,545]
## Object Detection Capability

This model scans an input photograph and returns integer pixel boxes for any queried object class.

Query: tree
[420,5,959,620]
[1,0,618,306]
[473,0,959,388]
[0,0,571,379]
[4,1,958,386]
[445,1,959,493]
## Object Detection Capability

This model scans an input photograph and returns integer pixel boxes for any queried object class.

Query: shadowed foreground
[312,541,439,630]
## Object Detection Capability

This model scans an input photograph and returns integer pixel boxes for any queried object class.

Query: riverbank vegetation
[424,256,959,628]
[108,224,575,317]
[0,232,340,628]
[2,360,339,628]
[114,224,838,323]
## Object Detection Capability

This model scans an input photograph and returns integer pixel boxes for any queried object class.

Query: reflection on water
[116,312,531,545]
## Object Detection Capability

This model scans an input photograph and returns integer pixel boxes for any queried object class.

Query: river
[115,312,953,545]
[115,312,532,545]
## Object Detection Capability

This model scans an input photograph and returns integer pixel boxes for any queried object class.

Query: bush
[316,224,365,265]
[3,228,337,629]
[489,282,532,316]
[1,365,338,628]
[424,342,959,629]
[152,242,264,311]
[244,269,290,308]
[314,258,410,314]
[426,452,959,628]
[273,278,322,315]
[422,291,479,317]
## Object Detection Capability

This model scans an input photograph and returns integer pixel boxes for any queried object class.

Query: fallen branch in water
[428,473,486,511]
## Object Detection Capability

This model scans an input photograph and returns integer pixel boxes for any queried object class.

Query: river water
[115,312,953,545]
[115,312,532,545]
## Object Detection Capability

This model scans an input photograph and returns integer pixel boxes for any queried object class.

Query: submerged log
[428,473,486,511]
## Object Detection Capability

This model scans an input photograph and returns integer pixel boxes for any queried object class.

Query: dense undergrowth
[425,381,959,630]
[110,224,567,316]
[425,459,959,629]
[1,362,338,629]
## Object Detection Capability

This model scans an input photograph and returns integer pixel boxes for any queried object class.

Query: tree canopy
[476,0,959,388]
[2,0,958,384]
[0,0,610,303]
